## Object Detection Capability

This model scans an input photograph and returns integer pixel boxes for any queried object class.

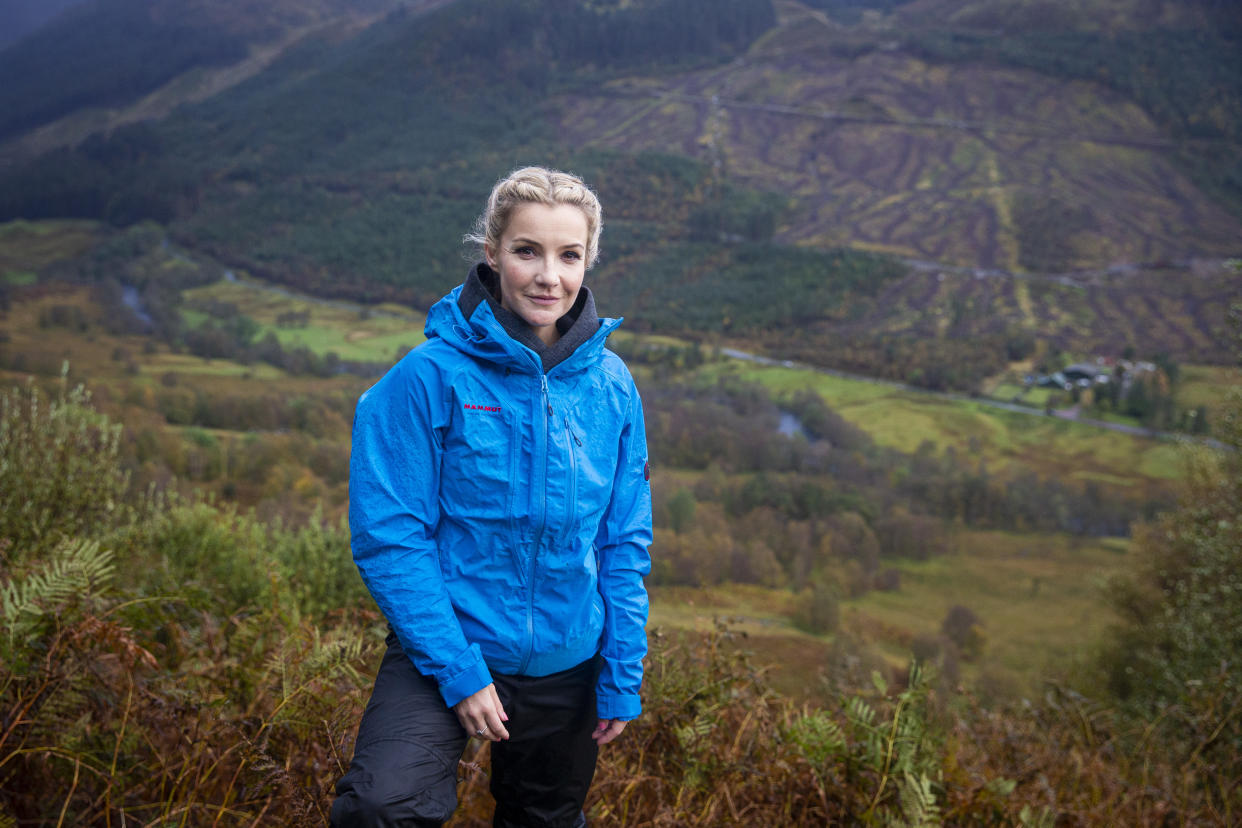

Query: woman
[332,167,653,827]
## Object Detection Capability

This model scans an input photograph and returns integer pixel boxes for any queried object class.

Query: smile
[527,295,561,305]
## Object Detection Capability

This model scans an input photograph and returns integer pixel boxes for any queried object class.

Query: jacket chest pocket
[441,405,519,523]
[563,411,619,524]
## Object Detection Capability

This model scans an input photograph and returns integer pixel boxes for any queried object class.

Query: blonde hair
[466,166,603,268]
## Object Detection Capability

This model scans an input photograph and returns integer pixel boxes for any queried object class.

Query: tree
[668,487,697,534]
[792,580,840,635]
[1101,295,1242,796]
[941,604,985,661]
[1102,385,1242,772]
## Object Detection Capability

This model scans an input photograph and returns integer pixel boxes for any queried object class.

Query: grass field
[850,531,1127,695]
[1014,385,1060,408]
[649,530,1130,701]
[1178,364,1241,420]
[181,276,426,364]
[1,270,37,285]
[0,219,103,273]
[701,360,1183,495]
[989,381,1029,402]
[145,350,289,381]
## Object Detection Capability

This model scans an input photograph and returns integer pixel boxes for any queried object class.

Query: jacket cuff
[434,644,492,708]
[596,690,642,722]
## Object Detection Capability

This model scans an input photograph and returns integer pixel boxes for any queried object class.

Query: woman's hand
[453,683,509,741]
[592,719,627,745]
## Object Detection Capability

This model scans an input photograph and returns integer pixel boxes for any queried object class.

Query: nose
[534,255,559,284]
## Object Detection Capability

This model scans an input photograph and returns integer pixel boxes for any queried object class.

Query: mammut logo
[464,403,503,414]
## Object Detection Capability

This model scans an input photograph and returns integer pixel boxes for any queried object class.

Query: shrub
[0,533,376,825]
[0,374,129,562]
[1100,381,1242,806]
[792,580,841,635]
[268,508,369,620]
[941,604,986,660]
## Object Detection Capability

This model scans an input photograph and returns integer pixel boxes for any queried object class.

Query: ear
[484,244,498,268]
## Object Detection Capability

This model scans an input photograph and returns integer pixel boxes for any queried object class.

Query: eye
[511,245,536,258]
[562,250,582,262]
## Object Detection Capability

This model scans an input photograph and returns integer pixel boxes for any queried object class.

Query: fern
[259,626,367,732]
[786,709,846,767]
[0,538,114,657]
[1018,804,1057,828]
[674,712,715,749]
[828,664,943,826]
[892,771,940,828]
[847,694,878,731]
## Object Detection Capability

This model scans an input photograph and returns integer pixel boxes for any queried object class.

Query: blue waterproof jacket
[349,281,653,720]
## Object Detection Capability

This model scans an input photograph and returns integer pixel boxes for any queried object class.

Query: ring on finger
[475,725,489,737]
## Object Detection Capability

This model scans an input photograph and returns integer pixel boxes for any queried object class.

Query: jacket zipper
[564,414,580,546]
[520,372,552,673]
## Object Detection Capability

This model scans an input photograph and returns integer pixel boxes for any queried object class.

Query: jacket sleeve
[349,357,493,708]
[593,378,653,721]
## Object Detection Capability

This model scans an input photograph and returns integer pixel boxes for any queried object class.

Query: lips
[528,295,561,305]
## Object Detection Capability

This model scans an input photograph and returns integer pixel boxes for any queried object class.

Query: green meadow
[700,359,1182,493]
[1179,363,1241,418]
[851,532,1127,693]
[182,276,426,364]
[649,530,1129,700]
[0,219,102,269]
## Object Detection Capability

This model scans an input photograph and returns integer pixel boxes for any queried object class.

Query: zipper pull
[541,374,551,415]
[564,413,583,445]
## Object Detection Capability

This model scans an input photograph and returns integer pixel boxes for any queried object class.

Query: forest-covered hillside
[0,0,404,152]
[1,0,1237,395]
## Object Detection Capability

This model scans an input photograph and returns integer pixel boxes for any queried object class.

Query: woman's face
[485,202,588,346]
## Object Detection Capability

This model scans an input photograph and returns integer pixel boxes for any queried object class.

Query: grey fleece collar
[458,262,601,373]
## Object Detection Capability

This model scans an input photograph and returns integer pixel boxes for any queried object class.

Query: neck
[534,324,560,347]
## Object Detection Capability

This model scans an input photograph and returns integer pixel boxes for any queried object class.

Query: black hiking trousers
[331,631,599,828]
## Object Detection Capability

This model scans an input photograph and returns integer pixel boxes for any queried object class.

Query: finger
[592,722,616,745]
[451,685,509,740]
[487,684,508,721]
[592,719,627,745]
[482,685,509,741]
[483,704,509,741]
[483,710,508,741]
[468,715,496,740]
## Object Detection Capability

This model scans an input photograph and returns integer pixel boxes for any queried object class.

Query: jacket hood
[424,263,620,374]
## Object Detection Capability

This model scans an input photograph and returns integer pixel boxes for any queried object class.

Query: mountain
[0,0,404,150]
[556,1,1241,270]
[0,0,1238,383]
